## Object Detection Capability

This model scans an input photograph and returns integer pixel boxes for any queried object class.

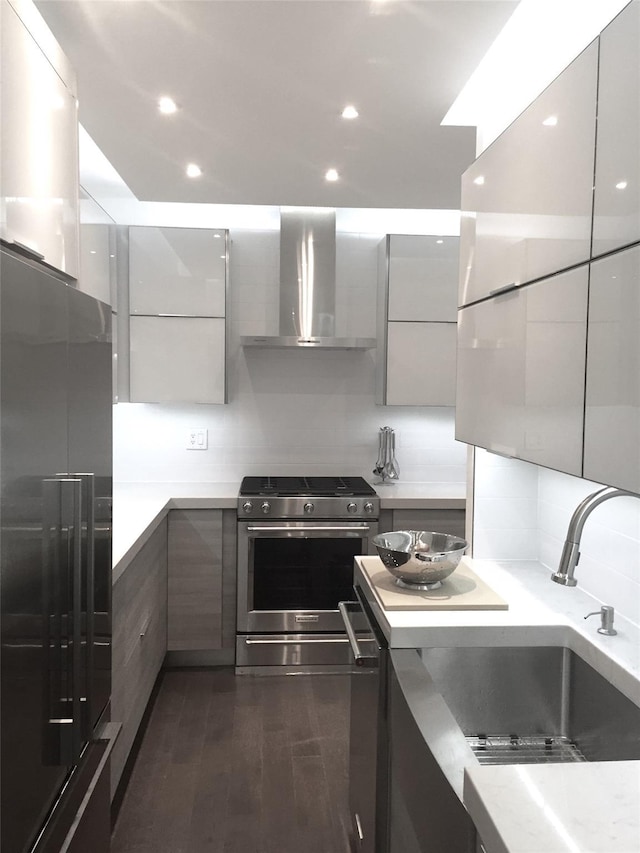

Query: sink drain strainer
[466,734,587,765]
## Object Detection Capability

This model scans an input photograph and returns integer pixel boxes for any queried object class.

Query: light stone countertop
[354,554,640,853]
[112,480,466,582]
[464,761,640,853]
[112,482,239,582]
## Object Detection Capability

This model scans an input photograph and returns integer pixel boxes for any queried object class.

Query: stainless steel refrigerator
[1,242,114,853]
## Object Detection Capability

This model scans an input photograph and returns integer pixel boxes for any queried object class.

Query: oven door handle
[243,637,349,645]
[338,601,378,667]
[246,525,372,533]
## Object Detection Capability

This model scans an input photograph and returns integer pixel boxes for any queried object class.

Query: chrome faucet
[551,486,639,587]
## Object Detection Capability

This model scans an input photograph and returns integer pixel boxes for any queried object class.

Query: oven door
[237,519,378,634]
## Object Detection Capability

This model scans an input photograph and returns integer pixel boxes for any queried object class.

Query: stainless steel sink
[419,645,640,765]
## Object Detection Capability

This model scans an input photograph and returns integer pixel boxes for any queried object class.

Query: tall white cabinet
[128,226,228,404]
[1,0,79,277]
[377,235,458,406]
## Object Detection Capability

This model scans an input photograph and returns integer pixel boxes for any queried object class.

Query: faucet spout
[551,487,639,587]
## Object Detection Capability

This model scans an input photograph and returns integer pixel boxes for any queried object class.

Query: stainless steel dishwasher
[339,585,389,853]
[388,650,476,853]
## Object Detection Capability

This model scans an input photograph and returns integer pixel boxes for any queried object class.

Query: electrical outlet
[186,428,208,450]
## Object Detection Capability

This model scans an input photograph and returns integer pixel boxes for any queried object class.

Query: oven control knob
[242,501,253,514]
[303,502,314,514]
[347,502,358,514]
[364,502,374,514]
[261,501,271,514]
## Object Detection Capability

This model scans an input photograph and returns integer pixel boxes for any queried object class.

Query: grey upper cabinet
[456,265,589,475]
[377,235,458,406]
[592,0,640,258]
[584,245,640,493]
[129,226,226,316]
[459,40,598,307]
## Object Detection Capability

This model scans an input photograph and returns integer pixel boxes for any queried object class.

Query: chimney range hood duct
[241,208,376,350]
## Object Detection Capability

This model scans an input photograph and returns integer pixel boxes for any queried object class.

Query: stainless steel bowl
[372,530,468,590]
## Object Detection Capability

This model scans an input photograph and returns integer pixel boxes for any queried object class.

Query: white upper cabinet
[129,226,227,317]
[377,235,458,406]
[1,0,79,277]
[385,322,457,407]
[127,226,228,404]
[459,41,598,307]
[129,316,226,404]
[592,0,640,258]
[456,266,589,475]
[584,245,640,493]
[387,235,458,322]
[80,222,116,306]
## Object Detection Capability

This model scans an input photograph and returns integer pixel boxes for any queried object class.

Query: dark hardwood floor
[111,668,352,853]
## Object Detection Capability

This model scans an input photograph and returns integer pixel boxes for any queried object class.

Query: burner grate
[239,475,376,497]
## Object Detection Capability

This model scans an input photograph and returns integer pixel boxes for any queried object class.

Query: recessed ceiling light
[542,115,558,126]
[158,96,178,115]
[186,163,202,178]
[325,168,340,182]
[341,105,359,120]
[616,180,628,190]
[473,175,485,186]
[436,239,444,244]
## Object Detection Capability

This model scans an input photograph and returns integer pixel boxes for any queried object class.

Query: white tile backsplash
[114,228,466,488]
[472,448,640,627]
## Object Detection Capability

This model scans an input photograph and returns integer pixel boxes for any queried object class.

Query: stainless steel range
[236,476,380,673]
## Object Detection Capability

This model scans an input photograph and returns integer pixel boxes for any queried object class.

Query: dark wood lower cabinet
[166,509,236,662]
[379,507,466,541]
[111,519,168,796]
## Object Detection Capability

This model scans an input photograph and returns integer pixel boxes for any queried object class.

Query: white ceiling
[35,0,518,210]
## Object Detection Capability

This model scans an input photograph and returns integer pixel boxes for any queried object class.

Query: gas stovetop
[239,475,377,497]
[238,476,379,519]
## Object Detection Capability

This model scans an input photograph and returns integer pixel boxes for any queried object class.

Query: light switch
[186,428,208,450]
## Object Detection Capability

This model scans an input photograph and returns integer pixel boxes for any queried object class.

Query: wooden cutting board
[359,556,508,611]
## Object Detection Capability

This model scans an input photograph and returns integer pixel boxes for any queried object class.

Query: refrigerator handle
[43,477,83,765]
[70,472,95,741]
[60,477,84,764]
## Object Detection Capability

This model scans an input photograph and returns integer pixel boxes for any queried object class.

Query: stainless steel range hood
[241,208,376,350]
